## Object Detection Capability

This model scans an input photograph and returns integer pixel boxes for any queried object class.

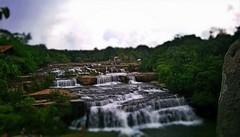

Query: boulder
[217,40,240,137]
[118,75,130,83]
[77,75,97,85]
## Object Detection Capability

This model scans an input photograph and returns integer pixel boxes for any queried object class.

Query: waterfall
[96,73,139,85]
[128,75,136,81]
[53,78,80,88]
[97,75,118,84]
[96,73,127,85]
[70,84,202,133]
[128,75,141,84]
[87,96,197,129]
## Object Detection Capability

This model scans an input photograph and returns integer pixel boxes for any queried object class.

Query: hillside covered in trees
[0,27,239,135]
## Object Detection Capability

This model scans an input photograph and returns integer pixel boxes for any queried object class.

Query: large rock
[217,40,240,137]
[133,72,158,82]
[77,76,97,85]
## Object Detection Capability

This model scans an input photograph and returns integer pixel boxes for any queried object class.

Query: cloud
[103,29,123,42]
[226,2,240,27]
[227,4,234,11]
[235,13,240,26]
[2,0,238,50]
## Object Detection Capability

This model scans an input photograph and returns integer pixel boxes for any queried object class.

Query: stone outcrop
[77,76,97,85]
[217,40,240,137]
[133,72,158,82]
[28,88,80,106]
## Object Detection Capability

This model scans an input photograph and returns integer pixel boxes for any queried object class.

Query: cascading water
[53,78,80,88]
[70,83,202,136]
[96,73,127,85]
[128,75,136,81]
[97,75,118,84]
[128,75,141,84]
[96,73,140,85]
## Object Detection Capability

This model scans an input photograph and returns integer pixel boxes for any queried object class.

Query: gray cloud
[1,0,238,50]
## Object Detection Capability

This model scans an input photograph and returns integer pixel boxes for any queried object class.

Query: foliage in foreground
[0,87,71,136]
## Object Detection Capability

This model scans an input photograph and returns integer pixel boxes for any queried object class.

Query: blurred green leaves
[0,7,10,20]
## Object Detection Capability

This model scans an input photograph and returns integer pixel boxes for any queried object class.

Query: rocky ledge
[131,72,158,82]
[76,72,158,85]
[77,75,97,85]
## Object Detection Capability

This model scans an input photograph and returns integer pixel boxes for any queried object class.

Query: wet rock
[217,40,240,137]
[150,81,167,88]
[118,75,130,83]
[77,75,97,85]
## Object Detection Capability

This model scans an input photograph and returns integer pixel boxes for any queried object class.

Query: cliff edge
[217,40,240,137]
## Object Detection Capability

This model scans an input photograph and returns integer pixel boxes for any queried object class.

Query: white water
[96,73,140,86]
[94,82,120,87]
[53,78,81,88]
[70,84,202,136]
[96,73,127,86]
[96,74,119,84]
[128,75,141,84]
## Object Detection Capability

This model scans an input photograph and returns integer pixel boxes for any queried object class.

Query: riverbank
[11,120,215,137]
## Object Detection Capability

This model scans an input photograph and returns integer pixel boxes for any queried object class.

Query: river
[53,73,215,137]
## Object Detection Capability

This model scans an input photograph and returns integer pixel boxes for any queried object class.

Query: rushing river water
[54,73,205,137]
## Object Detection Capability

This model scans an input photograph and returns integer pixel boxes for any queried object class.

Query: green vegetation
[0,30,71,136]
[0,89,71,136]
[139,28,240,118]
[60,130,118,137]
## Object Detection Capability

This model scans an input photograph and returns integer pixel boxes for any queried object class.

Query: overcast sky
[0,0,240,50]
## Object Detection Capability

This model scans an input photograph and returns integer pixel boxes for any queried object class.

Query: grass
[60,130,118,137]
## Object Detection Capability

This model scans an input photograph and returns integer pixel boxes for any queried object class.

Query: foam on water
[129,80,142,84]
[94,82,120,87]
[143,88,165,93]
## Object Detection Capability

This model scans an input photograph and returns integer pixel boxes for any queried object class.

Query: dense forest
[0,27,239,135]
[140,29,239,118]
